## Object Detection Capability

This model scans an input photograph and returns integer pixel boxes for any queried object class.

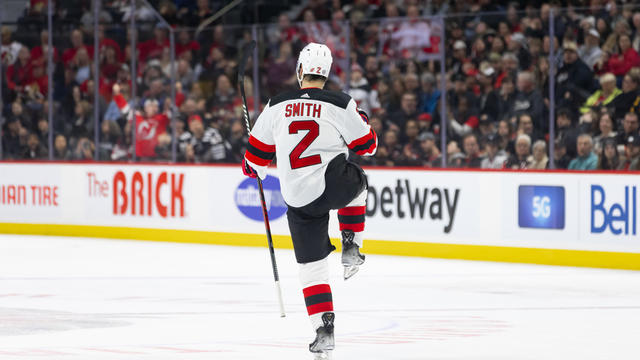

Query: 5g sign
[518,186,565,229]
[532,195,551,218]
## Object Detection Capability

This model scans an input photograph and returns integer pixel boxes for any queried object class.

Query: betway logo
[367,179,460,233]
[113,171,185,217]
[235,186,286,210]
[591,185,637,235]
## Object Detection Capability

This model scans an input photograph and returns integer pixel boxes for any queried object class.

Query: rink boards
[0,162,639,270]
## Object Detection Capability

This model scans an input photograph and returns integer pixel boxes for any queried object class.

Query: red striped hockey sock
[303,284,333,329]
[338,206,365,246]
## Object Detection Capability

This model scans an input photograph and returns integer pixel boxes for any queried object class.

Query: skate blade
[343,265,360,280]
[313,351,332,360]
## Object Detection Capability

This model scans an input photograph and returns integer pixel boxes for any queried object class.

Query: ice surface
[0,234,639,359]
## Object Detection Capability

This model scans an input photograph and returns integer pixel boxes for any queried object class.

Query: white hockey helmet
[296,42,333,87]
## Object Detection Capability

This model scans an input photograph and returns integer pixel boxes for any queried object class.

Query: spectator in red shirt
[600,34,640,77]
[204,25,229,61]
[113,83,169,159]
[6,46,32,94]
[97,25,123,63]
[100,44,121,81]
[175,29,200,59]
[266,14,300,53]
[138,24,170,63]
[98,45,123,102]
[30,30,58,68]
[62,29,90,68]
[25,62,48,99]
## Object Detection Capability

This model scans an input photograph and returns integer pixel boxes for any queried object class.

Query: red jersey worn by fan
[113,93,168,158]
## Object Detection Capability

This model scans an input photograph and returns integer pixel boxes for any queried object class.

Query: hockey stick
[239,40,286,318]
[195,0,244,37]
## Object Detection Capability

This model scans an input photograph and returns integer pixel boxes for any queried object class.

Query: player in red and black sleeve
[245,135,276,168]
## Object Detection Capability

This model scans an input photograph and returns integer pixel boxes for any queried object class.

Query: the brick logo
[112,171,185,217]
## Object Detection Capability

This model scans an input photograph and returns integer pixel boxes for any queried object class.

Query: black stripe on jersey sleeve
[350,138,376,154]
[247,142,275,160]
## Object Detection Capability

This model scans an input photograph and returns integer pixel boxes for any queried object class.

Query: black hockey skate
[341,230,365,280]
[309,312,335,359]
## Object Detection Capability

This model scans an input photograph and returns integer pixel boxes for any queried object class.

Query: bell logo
[113,171,185,217]
[591,185,637,235]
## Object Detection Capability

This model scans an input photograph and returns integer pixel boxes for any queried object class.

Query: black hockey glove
[242,158,258,179]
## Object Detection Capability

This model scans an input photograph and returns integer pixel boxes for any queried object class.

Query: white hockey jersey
[244,87,377,208]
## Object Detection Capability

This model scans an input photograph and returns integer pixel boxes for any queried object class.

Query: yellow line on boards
[1,223,639,271]
[0,223,295,248]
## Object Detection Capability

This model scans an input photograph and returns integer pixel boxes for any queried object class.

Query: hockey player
[241,43,377,359]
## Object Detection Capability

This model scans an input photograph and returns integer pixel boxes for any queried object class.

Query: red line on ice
[84,347,145,354]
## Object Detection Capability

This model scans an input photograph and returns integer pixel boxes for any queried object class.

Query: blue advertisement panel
[518,185,565,230]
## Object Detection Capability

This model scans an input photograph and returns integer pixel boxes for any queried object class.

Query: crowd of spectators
[2,0,640,171]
